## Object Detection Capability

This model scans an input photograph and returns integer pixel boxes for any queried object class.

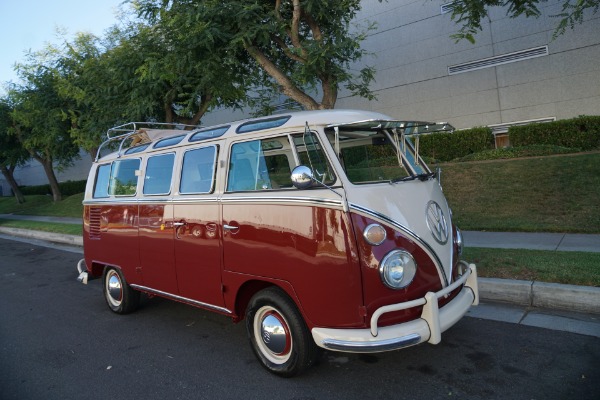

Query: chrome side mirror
[291,165,314,189]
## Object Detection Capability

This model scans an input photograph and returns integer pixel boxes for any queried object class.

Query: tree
[0,97,29,204]
[10,51,80,202]
[447,0,599,42]
[134,0,377,112]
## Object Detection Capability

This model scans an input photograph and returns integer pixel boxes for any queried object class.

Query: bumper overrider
[312,262,479,353]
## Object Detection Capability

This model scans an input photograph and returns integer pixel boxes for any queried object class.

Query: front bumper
[312,262,478,353]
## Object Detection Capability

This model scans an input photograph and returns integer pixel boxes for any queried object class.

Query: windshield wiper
[390,172,435,184]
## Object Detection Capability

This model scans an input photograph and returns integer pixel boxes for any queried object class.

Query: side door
[173,144,224,308]
[138,152,178,294]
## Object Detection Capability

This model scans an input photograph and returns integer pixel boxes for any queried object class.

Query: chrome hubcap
[106,270,123,306]
[260,312,288,354]
[254,306,291,364]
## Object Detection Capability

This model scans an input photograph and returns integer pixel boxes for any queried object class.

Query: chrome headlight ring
[379,249,418,290]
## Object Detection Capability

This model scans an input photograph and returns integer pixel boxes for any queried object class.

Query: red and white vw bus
[77,109,478,377]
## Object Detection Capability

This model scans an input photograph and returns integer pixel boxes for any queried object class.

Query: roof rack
[95,122,198,162]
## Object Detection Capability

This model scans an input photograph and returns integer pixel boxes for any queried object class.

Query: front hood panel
[348,179,454,285]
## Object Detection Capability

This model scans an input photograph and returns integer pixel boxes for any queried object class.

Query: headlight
[379,250,417,289]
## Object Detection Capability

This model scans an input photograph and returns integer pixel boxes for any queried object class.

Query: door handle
[223,224,239,231]
[173,222,187,227]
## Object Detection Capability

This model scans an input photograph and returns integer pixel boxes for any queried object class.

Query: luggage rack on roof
[95,122,198,162]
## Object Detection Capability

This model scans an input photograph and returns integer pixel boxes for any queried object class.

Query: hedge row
[20,180,87,196]
[418,127,495,162]
[509,115,600,150]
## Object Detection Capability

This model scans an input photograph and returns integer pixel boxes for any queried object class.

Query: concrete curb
[1,227,598,315]
[479,277,600,315]
[0,227,83,247]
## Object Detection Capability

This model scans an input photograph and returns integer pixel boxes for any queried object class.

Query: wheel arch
[232,279,313,328]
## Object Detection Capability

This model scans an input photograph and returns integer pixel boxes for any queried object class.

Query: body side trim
[130,284,232,315]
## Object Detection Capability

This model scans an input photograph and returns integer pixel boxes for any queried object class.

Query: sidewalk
[463,231,600,253]
[1,213,599,316]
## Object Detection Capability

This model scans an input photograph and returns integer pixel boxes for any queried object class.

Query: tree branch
[244,42,319,110]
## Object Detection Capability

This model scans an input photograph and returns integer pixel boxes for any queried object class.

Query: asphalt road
[1,238,599,400]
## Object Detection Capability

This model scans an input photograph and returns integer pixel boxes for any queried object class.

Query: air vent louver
[441,3,455,14]
[448,46,548,75]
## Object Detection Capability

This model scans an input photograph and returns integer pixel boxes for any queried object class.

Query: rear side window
[109,159,140,196]
[180,146,217,194]
[93,164,111,198]
[144,153,175,195]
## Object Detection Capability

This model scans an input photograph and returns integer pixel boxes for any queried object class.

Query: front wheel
[102,267,140,314]
[246,287,319,377]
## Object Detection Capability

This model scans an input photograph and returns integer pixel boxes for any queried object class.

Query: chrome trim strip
[83,199,139,205]
[322,333,421,353]
[349,202,448,287]
[130,284,232,314]
[221,195,343,208]
[171,197,219,204]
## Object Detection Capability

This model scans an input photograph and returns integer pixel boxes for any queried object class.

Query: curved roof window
[236,116,291,134]
[153,134,186,149]
[189,126,230,142]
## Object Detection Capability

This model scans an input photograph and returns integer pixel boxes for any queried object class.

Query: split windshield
[324,121,440,185]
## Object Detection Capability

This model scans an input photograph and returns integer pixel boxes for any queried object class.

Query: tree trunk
[30,152,62,202]
[0,165,25,204]
[89,146,99,162]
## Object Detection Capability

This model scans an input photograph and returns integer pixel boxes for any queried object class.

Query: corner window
[226,137,295,192]
[180,146,217,194]
[108,159,140,196]
[93,164,111,198]
[143,153,175,195]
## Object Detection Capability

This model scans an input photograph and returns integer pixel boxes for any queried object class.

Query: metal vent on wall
[448,46,549,75]
[441,2,455,14]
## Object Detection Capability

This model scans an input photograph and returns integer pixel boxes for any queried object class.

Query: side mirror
[291,165,314,189]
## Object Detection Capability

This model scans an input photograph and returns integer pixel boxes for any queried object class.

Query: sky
[0,0,127,93]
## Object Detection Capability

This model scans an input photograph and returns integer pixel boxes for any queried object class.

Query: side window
[292,132,336,185]
[144,153,175,195]
[180,146,217,194]
[109,159,140,196]
[227,137,294,192]
[93,164,111,198]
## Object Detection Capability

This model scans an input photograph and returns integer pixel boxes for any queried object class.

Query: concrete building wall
[336,0,600,129]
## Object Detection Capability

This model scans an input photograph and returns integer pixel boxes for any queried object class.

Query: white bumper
[312,263,478,353]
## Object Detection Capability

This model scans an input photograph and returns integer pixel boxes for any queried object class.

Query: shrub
[419,127,495,162]
[19,180,87,196]
[509,115,600,150]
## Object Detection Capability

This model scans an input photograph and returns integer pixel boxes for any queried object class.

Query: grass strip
[0,193,83,218]
[441,152,600,233]
[0,219,82,236]
[463,247,600,287]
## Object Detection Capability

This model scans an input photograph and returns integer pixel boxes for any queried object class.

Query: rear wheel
[246,287,319,377]
[102,267,140,314]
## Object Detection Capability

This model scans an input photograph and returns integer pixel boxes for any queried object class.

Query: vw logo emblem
[425,201,449,245]
[262,331,271,344]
